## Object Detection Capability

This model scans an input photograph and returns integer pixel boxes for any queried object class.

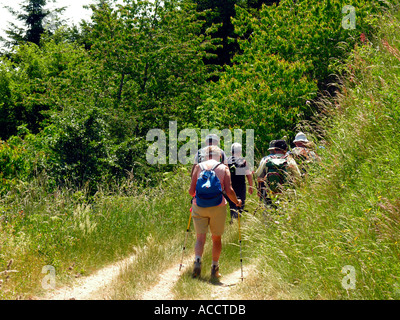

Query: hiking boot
[211,265,221,279]
[192,259,201,278]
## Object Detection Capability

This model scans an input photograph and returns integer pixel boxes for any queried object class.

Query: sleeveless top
[193,159,227,207]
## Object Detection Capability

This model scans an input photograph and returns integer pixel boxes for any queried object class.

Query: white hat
[293,132,309,143]
[205,134,220,145]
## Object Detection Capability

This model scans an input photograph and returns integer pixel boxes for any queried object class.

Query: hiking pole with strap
[238,209,244,282]
[179,199,193,271]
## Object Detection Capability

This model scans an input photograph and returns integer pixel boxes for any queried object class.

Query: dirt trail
[38,237,253,300]
[42,254,137,300]
[39,252,253,300]
[210,264,256,300]
[141,257,193,300]
[140,255,255,300]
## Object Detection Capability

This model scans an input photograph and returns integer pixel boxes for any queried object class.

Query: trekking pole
[238,209,244,282]
[179,199,193,271]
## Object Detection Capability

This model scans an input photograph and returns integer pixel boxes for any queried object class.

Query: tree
[198,0,381,154]
[84,0,214,135]
[191,0,239,67]
[246,0,280,10]
[189,0,280,67]
[2,0,66,48]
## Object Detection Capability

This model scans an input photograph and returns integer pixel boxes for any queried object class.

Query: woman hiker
[189,145,242,279]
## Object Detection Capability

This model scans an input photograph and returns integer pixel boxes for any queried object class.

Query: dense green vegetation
[0,0,380,191]
[247,5,400,299]
[0,0,398,299]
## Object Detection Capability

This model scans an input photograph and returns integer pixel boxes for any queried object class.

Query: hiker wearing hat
[290,132,320,176]
[255,139,301,205]
[226,143,253,223]
[191,134,227,177]
[189,145,242,279]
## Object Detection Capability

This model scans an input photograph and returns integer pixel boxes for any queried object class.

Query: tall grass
[0,167,192,299]
[246,4,400,299]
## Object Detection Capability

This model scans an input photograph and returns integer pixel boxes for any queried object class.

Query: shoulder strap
[212,162,222,171]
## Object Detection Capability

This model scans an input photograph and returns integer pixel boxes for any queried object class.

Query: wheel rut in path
[141,256,192,300]
[42,254,137,300]
[141,256,255,300]
[210,264,256,300]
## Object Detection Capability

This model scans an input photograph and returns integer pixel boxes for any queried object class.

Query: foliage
[0,0,214,190]
[0,127,46,194]
[240,0,382,86]
[84,0,214,134]
[197,0,383,155]
[0,40,91,139]
[191,0,240,67]
[189,0,281,67]
[2,0,66,48]
[42,107,113,189]
[247,4,400,299]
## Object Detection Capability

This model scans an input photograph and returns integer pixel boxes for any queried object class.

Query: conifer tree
[2,0,65,48]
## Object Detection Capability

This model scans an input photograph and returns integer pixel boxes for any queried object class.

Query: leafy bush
[198,53,318,154]
[42,107,113,189]
[0,127,47,194]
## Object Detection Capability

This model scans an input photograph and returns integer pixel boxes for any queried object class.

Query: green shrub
[0,127,47,194]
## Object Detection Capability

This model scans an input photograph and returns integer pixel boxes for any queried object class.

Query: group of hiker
[187,132,320,279]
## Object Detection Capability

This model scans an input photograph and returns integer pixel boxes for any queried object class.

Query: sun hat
[293,132,309,143]
[273,139,288,151]
[205,134,220,146]
[268,140,277,151]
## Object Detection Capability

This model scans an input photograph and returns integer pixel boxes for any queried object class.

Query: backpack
[264,156,288,193]
[228,156,247,188]
[290,147,317,175]
[291,147,310,163]
[195,162,223,208]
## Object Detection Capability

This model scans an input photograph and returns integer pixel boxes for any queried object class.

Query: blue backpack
[195,162,223,208]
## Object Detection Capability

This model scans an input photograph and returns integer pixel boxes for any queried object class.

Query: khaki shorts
[192,204,227,236]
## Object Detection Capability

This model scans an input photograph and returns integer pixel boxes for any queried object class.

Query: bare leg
[193,233,206,278]
[195,233,207,258]
[211,235,222,263]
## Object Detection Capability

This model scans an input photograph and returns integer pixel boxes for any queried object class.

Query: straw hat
[293,132,309,143]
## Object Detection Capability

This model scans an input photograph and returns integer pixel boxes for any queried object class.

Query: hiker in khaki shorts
[189,145,242,279]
